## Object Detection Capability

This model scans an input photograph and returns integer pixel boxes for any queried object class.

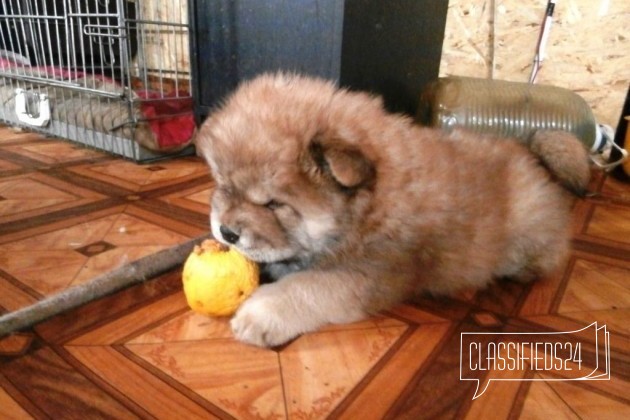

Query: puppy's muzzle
[219,225,240,244]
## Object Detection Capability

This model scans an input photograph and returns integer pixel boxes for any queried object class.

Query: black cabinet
[189,0,448,123]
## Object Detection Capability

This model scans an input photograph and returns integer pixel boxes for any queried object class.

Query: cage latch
[15,89,51,127]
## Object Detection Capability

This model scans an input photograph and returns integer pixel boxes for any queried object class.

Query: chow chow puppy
[195,73,590,347]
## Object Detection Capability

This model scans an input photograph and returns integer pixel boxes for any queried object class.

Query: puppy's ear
[307,139,375,191]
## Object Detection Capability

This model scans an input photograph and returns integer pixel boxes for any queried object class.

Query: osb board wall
[440,0,629,129]
[133,0,190,80]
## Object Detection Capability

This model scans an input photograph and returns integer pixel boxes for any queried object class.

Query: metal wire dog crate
[0,0,194,162]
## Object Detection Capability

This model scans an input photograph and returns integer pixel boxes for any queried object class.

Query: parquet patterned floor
[0,126,629,419]
[0,126,213,313]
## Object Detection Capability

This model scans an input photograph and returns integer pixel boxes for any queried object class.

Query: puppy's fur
[196,73,590,347]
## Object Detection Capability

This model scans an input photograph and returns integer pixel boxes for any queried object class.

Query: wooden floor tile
[519,380,581,419]
[558,258,630,313]
[66,345,219,419]
[3,138,106,165]
[0,273,40,311]
[585,204,630,246]
[281,325,406,418]
[0,377,35,419]
[0,172,106,225]
[130,339,284,419]
[340,323,452,418]
[545,380,630,418]
[2,347,139,418]
[0,128,212,316]
[66,157,210,193]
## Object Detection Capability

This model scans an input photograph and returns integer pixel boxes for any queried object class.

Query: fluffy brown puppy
[195,73,590,347]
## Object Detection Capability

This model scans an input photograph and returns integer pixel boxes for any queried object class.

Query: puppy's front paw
[230,288,301,347]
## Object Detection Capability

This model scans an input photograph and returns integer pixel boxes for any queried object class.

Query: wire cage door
[0,0,194,162]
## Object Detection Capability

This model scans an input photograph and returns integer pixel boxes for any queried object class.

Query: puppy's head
[195,73,378,264]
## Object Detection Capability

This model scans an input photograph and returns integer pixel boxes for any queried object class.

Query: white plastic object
[15,88,51,127]
[590,124,629,171]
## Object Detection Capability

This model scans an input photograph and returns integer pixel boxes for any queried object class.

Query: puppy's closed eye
[265,200,284,210]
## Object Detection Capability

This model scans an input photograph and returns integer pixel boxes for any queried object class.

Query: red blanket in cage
[135,90,195,150]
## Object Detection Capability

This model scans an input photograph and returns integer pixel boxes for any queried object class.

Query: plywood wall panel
[440,0,629,129]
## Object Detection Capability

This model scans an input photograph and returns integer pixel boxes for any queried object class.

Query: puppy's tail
[528,130,591,197]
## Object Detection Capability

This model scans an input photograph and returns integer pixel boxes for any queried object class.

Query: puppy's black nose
[219,225,240,244]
